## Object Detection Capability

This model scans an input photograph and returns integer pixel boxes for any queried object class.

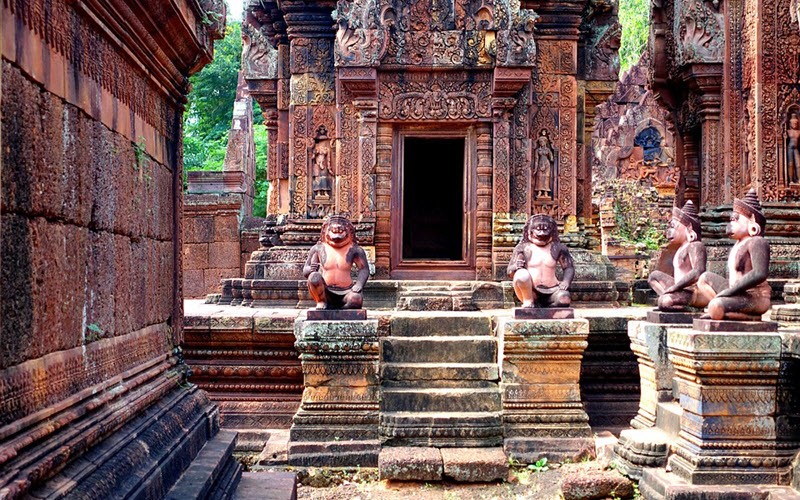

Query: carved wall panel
[378,71,493,120]
[675,0,724,65]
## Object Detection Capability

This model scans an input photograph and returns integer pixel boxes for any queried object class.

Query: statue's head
[321,214,356,248]
[730,188,766,239]
[523,214,559,247]
[790,112,799,130]
[668,200,701,244]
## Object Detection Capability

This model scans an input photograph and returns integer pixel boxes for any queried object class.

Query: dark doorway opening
[402,137,464,260]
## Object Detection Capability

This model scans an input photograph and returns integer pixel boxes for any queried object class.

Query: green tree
[183,21,269,216]
[618,0,650,74]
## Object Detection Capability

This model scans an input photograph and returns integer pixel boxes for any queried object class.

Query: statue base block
[306,309,367,321]
[692,318,778,332]
[513,307,574,319]
[646,310,702,324]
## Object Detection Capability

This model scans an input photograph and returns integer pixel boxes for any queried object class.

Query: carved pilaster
[666,329,796,484]
[500,318,594,463]
[289,319,380,466]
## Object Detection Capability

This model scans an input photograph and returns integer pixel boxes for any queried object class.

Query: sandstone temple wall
[1,0,224,497]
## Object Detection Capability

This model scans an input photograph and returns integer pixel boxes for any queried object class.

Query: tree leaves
[619,0,650,74]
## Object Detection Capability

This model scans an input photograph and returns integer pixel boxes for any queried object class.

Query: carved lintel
[492,67,533,99]
[339,67,378,99]
[247,78,278,110]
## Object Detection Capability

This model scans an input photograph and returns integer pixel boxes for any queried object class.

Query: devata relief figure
[312,126,333,200]
[787,112,800,184]
[696,188,771,320]
[303,215,369,310]
[507,214,574,307]
[648,200,708,311]
[534,130,554,199]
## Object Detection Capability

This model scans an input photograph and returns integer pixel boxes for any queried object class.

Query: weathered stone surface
[378,447,443,481]
[290,319,380,466]
[390,313,494,337]
[628,320,684,429]
[647,310,702,324]
[499,318,593,463]
[561,463,635,500]
[382,337,496,364]
[514,307,575,319]
[307,308,367,321]
[613,427,669,480]
[234,472,297,500]
[440,447,508,482]
[661,329,794,485]
[640,467,799,500]
[693,318,778,332]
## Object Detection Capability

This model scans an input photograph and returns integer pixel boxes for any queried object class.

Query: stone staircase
[396,283,480,311]
[378,313,507,481]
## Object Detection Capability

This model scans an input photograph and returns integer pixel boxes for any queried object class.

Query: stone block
[184,269,206,299]
[208,241,240,269]
[693,318,778,332]
[382,336,496,364]
[381,387,502,413]
[184,216,215,244]
[184,243,210,270]
[213,215,239,242]
[235,472,296,500]
[561,463,634,500]
[306,309,367,321]
[390,313,493,337]
[647,309,701,324]
[612,428,669,480]
[287,440,380,467]
[513,307,574,319]
[378,447,442,481]
[440,447,508,482]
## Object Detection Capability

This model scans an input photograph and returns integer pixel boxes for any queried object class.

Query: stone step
[390,314,494,337]
[378,446,508,482]
[383,379,497,389]
[380,412,503,447]
[165,429,242,500]
[382,362,499,381]
[382,337,497,363]
[381,387,502,413]
[656,401,682,438]
[233,472,297,500]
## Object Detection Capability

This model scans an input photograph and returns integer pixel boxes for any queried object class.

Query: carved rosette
[500,318,594,462]
[666,329,797,484]
[289,319,380,466]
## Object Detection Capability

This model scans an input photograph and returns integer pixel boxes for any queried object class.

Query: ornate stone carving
[378,71,492,120]
[534,129,555,199]
[676,0,724,65]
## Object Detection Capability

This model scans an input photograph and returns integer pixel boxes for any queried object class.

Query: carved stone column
[289,319,380,466]
[665,329,794,484]
[500,318,594,462]
[627,321,680,430]
[686,65,723,207]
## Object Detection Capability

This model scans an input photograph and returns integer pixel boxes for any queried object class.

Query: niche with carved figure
[782,106,800,189]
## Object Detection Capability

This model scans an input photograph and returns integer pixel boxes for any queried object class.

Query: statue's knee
[554,291,571,306]
[658,294,674,309]
[344,291,363,309]
[308,272,324,286]
[513,269,531,285]
[708,298,725,320]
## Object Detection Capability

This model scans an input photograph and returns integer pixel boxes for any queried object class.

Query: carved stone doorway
[391,129,476,279]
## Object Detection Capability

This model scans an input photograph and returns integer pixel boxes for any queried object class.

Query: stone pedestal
[499,318,594,462]
[664,328,793,485]
[289,319,380,466]
[628,321,684,429]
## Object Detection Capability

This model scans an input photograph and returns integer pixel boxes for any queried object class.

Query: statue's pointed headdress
[673,200,701,237]
[733,188,766,233]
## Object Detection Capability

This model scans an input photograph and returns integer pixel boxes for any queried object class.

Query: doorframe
[390,125,477,280]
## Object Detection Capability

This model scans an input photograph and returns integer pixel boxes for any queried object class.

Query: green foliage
[618,0,651,73]
[183,21,269,216]
[527,457,550,473]
[85,323,105,344]
[607,179,668,251]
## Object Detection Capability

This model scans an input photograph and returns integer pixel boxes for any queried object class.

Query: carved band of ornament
[502,411,588,423]
[295,413,378,424]
[667,333,782,353]
[298,403,380,412]
[202,383,304,392]
[6,0,178,136]
[674,445,790,468]
[190,365,303,378]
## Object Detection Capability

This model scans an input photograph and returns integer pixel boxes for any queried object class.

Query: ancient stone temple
[0,0,260,497]
[242,0,622,281]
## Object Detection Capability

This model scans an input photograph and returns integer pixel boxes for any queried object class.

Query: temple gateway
[243,0,620,281]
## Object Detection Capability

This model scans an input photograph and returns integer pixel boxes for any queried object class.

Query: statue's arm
[717,238,770,297]
[303,244,322,278]
[507,244,526,278]
[558,244,575,290]
[351,246,370,293]
[668,242,707,292]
